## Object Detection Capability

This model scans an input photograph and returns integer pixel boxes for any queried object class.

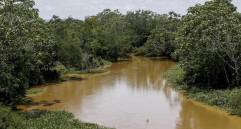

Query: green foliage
[1,5,167,106]
[49,16,88,69]
[176,0,241,88]
[87,9,132,61]
[26,87,45,96]
[166,65,185,87]
[49,9,131,72]
[139,12,180,57]
[167,66,241,116]
[0,0,57,106]
[187,88,241,116]
[229,89,241,115]
[126,10,157,48]
[0,107,113,129]
[3,0,241,123]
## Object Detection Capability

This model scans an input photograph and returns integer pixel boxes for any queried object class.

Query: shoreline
[166,65,241,117]
[13,63,115,129]
[26,63,113,97]
[0,106,113,129]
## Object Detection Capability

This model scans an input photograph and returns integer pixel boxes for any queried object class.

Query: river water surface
[25,57,241,129]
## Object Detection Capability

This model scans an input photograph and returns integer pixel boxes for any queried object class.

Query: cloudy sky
[34,0,241,20]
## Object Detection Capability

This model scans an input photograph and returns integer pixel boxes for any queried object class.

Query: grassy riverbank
[60,62,112,81]
[0,106,113,129]
[62,65,111,81]
[15,63,115,129]
[26,62,112,97]
[166,66,241,116]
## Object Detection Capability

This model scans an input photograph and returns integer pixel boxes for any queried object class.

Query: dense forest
[1,0,241,128]
[0,0,180,106]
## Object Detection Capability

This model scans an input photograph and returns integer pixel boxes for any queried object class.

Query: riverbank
[166,65,241,116]
[0,106,113,129]
[12,64,115,129]
[60,61,112,80]
[15,57,241,129]
[26,63,112,97]
[61,63,112,81]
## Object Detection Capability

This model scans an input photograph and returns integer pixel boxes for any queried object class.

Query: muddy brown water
[24,57,241,129]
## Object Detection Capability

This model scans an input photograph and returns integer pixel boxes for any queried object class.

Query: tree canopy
[2,0,241,106]
[0,0,57,105]
[176,0,241,88]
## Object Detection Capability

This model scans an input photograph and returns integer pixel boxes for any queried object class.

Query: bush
[229,89,241,115]
[166,65,186,88]
[0,0,58,106]
[167,66,241,116]
[0,106,113,129]
[176,0,241,88]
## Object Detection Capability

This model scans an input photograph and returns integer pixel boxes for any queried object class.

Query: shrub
[166,65,185,87]
[176,0,241,88]
[0,106,113,129]
[229,89,241,115]
[166,66,241,116]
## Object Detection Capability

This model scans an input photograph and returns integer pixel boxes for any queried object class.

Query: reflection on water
[176,100,241,129]
[25,57,241,129]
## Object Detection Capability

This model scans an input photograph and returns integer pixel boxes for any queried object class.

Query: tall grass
[166,65,241,116]
[0,107,113,129]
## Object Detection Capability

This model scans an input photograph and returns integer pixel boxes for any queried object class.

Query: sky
[34,0,241,20]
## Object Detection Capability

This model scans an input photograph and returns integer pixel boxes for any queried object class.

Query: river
[24,57,241,129]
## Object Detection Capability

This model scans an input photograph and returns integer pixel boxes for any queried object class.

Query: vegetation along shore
[1,0,241,128]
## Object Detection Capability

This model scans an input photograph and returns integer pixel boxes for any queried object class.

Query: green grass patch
[166,65,241,116]
[61,63,112,81]
[165,65,187,90]
[0,106,113,129]
[26,87,46,97]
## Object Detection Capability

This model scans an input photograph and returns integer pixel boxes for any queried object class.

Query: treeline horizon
[1,0,241,111]
[0,0,180,106]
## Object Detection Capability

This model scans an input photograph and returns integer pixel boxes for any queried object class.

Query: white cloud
[34,0,241,20]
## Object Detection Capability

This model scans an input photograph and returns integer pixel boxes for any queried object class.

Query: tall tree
[176,0,241,88]
[88,9,132,61]
[0,0,57,105]
[126,10,157,48]
[140,12,180,57]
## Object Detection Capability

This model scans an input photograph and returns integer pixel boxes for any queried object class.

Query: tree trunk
[223,65,230,88]
[234,62,240,86]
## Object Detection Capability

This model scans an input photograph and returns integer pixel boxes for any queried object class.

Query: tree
[0,0,57,106]
[210,16,241,86]
[140,12,180,57]
[176,0,241,88]
[126,10,157,48]
[88,9,132,61]
[49,16,85,69]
